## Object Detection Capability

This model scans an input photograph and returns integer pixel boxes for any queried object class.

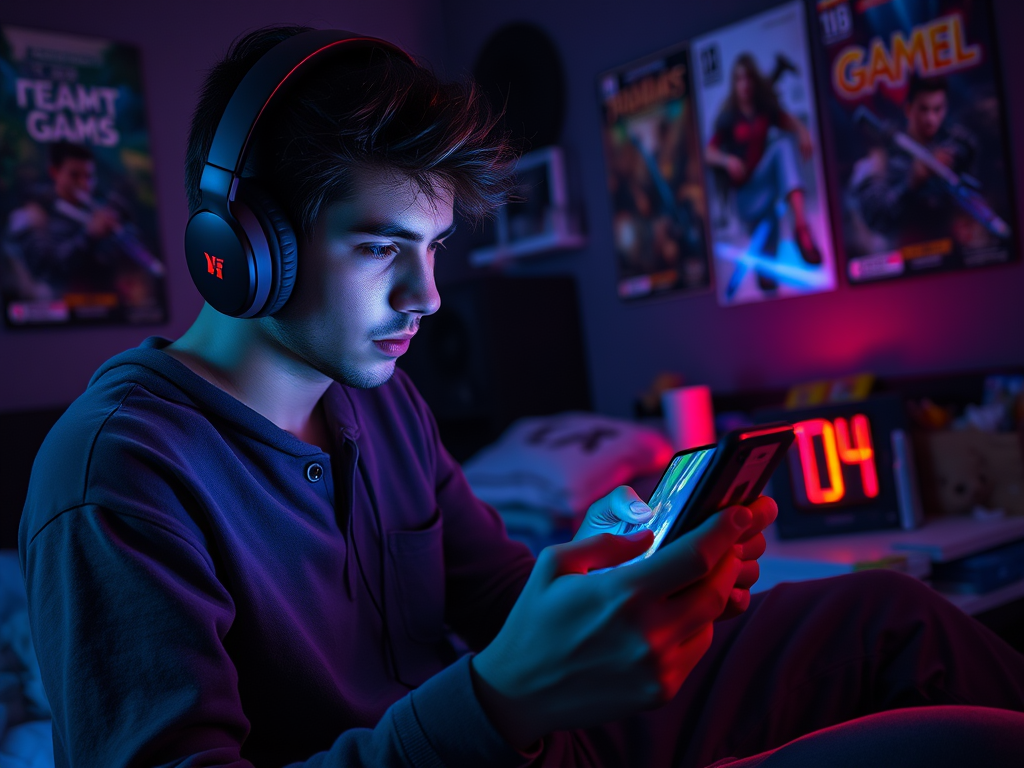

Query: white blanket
[463,412,673,515]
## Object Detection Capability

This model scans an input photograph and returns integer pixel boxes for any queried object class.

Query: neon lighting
[834,415,880,498]
[794,419,844,504]
[739,425,793,441]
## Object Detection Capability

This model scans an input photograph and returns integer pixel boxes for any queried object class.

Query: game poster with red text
[816,0,1016,284]
[0,26,167,327]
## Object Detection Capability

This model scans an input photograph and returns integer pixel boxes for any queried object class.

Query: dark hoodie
[19,336,535,767]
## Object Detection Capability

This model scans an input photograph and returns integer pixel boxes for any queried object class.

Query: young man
[19,26,1024,768]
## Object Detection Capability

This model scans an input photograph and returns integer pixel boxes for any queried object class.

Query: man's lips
[373,335,414,357]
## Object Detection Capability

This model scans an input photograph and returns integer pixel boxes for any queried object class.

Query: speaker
[398,275,591,461]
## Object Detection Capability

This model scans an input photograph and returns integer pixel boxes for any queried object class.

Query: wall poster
[692,1,838,306]
[0,25,166,327]
[816,0,1015,284]
[598,43,712,301]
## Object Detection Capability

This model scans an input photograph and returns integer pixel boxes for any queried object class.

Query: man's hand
[721,495,777,620]
[574,486,777,620]
[573,484,655,540]
[471,504,758,751]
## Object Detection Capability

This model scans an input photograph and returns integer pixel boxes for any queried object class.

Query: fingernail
[731,507,752,528]
[629,500,653,519]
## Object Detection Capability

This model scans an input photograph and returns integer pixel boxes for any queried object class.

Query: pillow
[463,412,673,515]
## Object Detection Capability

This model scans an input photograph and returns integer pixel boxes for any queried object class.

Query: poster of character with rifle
[815,0,1015,284]
[691,1,837,306]
[598,43,711,301]
[0,26,166,327]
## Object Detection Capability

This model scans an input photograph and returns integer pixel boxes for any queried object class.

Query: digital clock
[759,395,922,539]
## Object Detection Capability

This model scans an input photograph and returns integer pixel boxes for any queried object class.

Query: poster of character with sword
[691,1,838,306]
[816,0,1015,284]
[0,25,167,327]
[598,43,712,301]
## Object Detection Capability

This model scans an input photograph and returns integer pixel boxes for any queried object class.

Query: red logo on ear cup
[204,252,224,279]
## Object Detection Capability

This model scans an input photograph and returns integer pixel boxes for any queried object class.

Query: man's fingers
[624,506,750,595]
[718,588,751,622]
[736,533,767,562]
[543,529,655,578]
[607,485,653,526]
[736,496,778,543]
[575,486,652,541]
[735,559,760,590]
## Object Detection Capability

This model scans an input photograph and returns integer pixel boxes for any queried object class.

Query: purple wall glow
[438,0,1024,418]
[1,0,1022,419]
[0,0,446,411]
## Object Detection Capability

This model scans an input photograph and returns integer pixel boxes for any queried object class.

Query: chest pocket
[385,509,451,686]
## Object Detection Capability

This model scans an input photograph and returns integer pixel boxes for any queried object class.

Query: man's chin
[336,359,397,389]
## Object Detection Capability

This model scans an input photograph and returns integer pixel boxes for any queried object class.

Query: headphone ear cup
[235,180,298,317]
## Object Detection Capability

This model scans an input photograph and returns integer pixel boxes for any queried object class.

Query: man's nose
[393,251,441,316]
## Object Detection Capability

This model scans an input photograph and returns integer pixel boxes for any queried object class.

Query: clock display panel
[787,414,881,510]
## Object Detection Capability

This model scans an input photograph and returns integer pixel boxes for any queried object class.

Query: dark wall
[0,0,446,412]
[2,1,1022,420]
[439,0,1024,418]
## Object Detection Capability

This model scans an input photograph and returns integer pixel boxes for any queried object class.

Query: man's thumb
[553,530,654,576]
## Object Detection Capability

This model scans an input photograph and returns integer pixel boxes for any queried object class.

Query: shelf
[938,578,1024,616]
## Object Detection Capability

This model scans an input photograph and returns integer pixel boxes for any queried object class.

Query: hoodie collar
[90,336,362,455]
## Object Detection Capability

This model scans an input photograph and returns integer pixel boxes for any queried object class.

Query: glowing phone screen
[614,446,717,568]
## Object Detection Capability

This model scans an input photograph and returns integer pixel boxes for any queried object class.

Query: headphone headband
[186,29,413,319]
[200,29,414,197]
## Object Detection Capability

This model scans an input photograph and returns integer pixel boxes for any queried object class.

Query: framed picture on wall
[691,1,839,307]
[0,25,167,327]
[814,0,1017,284]
[597,43,712,302]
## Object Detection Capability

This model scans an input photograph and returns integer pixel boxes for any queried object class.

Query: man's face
[263,167,452,389]
[49,158,96,204]
[904,90,947,142]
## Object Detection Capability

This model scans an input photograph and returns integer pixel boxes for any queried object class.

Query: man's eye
[358,243,399,259]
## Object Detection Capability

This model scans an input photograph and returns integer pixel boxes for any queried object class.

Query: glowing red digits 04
[793,415,879,505]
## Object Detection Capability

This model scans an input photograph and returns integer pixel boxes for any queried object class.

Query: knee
[771,570,940,625]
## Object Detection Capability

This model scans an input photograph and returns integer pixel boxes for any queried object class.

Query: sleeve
[23,505,535,768]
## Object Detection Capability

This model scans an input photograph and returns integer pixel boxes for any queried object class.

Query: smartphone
[611,424,795,569]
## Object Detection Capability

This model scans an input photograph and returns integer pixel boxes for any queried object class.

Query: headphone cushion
[238,181,298,316]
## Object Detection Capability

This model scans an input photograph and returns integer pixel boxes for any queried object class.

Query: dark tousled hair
[720,53,782,123]
[185,26,517,236]
[907,74,948,105]
[50,140,94,168]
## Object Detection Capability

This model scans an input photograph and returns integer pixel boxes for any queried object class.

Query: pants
[537,570,1024,767]
[735,133,803,232]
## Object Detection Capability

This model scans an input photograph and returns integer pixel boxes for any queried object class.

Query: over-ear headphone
[184,30,414,318]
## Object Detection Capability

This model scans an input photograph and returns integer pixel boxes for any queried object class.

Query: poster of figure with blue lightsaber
[815,0,1015,284]
[598,43,712,301]
[692,1,838,306]
[0,25,167,327]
